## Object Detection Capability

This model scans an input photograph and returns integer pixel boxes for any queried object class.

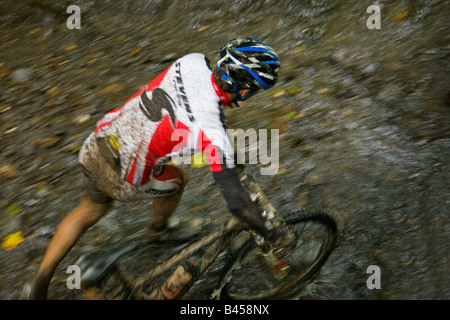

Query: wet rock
[73,114,90,125]
[32,136,63,149]
[11,68,34,83]
[362,63,379,76]
[0,0,448,301]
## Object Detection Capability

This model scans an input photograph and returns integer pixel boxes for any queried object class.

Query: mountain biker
[28,37,292,299]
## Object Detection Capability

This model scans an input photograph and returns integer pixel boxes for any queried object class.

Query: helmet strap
[211,74,232,106]
[232,85,257,106]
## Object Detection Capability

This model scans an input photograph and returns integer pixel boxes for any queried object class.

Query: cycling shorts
[81,163,184,203]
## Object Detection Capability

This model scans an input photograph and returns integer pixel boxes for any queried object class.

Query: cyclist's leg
[148,165,189,230]
[29,177,113,299]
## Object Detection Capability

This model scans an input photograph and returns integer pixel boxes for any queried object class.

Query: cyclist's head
[216,37,280,107]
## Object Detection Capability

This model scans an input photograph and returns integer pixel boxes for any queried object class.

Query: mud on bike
[74,168,338,300]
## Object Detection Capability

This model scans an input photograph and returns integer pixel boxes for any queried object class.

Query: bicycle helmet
[217,37,280,107]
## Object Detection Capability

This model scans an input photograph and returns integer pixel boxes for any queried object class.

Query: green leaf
[5,204,23,215]
[285,111,297,120]
[287,86,301,95]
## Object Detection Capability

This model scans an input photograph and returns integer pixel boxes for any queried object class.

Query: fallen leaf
[2,231,25,250]
[272,89,286,98]
[28,28,42,35]
[65,43,78,51]
[45,87,61,98]
[285,111,297,119]
[342,109,353,116]
[192,205,205,212]
[295,111,306,119]
[87,58,98,65]
[129,47,142,56]
[0,69,11,78]
[280,123,292,132]
[99,83,123,95]
[72,146,81,153]
[292,44,307,54]
[287,87,301,95]
[5,127,17,134]
[83,288,106,300]
[392,11,408,20]
[5,204,23,215]
[0,106,12,113]
[197,25,211,32]
[296,200,310,207]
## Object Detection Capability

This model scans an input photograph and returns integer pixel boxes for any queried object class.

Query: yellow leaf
[58,60,69,66]
[0,106,12,113]
[292,44,307,54]
[197,25,211,32]
[0,69,11,78]
[129,47,142,56]
[28,28,42,35]
[392,11,408,21]
[272,89,286,98]
[98,83,123,95]
[342,109,353,116]
[45,87,61,98]
[65,43,78,51]
[287,86,301,95]
[2,231,25,251]
[295,111,306,119]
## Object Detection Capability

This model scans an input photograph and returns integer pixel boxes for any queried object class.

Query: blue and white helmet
[217,37,280,90]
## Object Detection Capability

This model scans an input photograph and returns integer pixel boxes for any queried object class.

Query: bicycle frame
[107,169,287,300]
[130,217,243,299]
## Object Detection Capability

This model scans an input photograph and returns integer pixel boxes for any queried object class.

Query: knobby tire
[219,209,338,300]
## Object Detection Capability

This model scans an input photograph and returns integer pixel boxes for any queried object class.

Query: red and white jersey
[79,53,235,200]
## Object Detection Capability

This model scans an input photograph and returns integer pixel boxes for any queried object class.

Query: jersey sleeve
[212,165,279,241]
[195,116,278,240]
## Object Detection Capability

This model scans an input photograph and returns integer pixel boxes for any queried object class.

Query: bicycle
[74,168,338,300]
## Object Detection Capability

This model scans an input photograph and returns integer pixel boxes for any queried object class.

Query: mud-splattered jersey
[79,53,235,196]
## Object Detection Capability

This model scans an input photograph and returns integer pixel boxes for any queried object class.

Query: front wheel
[220,210,338,300]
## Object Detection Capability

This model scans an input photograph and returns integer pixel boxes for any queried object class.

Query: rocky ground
[0,0,448,299]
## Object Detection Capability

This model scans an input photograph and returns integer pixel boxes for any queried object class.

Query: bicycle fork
[239,170,290,278]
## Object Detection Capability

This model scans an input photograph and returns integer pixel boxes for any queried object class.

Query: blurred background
[0,0,448,299]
